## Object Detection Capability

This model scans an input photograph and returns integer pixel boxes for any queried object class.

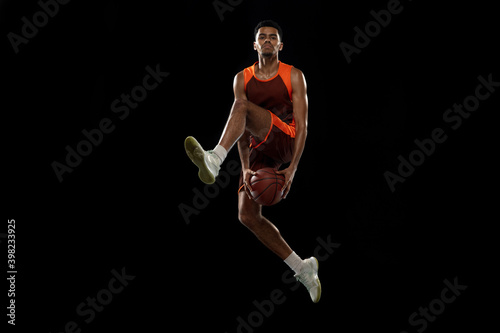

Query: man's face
[254,27,283,58]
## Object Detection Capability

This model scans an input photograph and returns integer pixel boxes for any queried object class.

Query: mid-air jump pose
[185,20,320,302]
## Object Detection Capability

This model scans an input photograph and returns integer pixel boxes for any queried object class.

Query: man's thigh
[244,100,272,142]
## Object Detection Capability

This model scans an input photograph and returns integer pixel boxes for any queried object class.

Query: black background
[3,0,498,332]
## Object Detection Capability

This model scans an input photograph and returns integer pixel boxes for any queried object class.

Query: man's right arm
[233,71,255,197]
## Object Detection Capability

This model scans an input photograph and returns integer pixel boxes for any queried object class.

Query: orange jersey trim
[243,65,255,91]
[278,63,293,101]
[243,61,294,101]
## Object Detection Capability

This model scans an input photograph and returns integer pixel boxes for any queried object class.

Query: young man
[184,20,321,302]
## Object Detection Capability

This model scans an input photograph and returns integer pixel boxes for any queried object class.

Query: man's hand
[276,166,297,199]
[242,168,256,200]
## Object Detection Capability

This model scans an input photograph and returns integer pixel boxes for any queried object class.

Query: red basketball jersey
[243,61,295,127]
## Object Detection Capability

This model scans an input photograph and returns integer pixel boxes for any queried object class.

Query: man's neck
[256,55,279,79]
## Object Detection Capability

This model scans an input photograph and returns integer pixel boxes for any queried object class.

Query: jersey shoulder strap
[243,62,257,91]
[277,62,293,101]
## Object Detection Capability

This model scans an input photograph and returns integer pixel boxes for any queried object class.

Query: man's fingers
[244,179,253,192]
[244,169,255,192]
[244,181,253,199]
[282,180,291,199]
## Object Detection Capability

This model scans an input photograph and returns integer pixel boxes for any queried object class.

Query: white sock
[212,144,227,164]
[284,251,304,275]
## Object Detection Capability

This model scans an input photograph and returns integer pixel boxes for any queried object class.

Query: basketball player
[184,20,320,302]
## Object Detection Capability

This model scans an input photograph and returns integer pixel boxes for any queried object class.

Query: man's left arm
[277,67,308,198]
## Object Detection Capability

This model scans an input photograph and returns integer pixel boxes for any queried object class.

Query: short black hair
[254,20,283,41]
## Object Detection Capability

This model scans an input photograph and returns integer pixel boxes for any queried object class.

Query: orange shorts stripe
[250,111,295,149]
[272,112,295,138]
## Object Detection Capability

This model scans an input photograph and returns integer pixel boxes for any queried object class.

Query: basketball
[249,168,286,206]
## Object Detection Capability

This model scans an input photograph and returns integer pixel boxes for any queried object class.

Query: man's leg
[218,98,271,152]
[185,99,271,184]
[238,191,322,303]
[238,191,293,260]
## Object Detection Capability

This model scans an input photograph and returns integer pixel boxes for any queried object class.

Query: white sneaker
[184,136,221,184]
[294,257,322,303]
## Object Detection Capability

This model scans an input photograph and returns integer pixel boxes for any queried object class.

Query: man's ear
[279,42,283,51]
[253,41,258,51]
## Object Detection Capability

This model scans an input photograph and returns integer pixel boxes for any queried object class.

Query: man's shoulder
[235,64,255,79]
[279,62,304,80]
[290,66,303,76]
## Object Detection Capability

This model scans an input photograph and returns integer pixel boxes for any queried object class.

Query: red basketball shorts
[238,111,295,193]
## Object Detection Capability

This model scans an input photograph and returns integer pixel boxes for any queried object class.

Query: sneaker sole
[184,136,215,184]
[312,257,321,303]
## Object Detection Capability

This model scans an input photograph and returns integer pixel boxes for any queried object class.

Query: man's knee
[233,98,248,113]
[238,209,259,230]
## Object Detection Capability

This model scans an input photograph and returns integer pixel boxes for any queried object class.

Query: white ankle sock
[212,144,227,164]
[284,251,304,274]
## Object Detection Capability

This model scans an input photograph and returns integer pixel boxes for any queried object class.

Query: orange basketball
[249,168,285,206]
